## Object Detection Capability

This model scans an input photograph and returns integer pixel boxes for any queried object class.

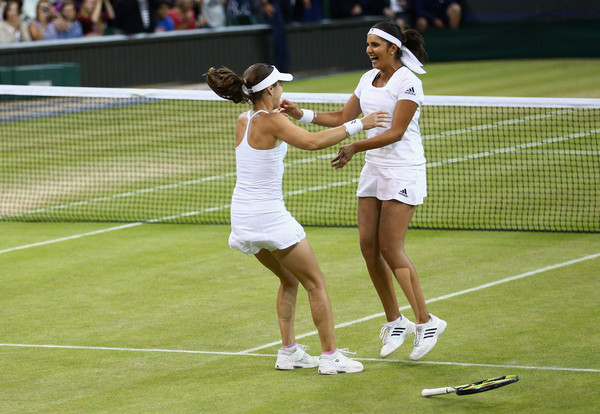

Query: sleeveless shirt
[229,110,305,255]
[231,110,287,214]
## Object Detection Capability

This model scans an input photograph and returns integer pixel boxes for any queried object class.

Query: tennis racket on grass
[422,375,519,397]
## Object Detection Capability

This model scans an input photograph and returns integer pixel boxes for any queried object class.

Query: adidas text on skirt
[356,163,427,206]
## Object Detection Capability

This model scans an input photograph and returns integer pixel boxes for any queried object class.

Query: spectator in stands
[154,0,174,31]
[168,0,196,30]
[22,0,38,22]
[414,0,460,31]
[293,0,322,22]
[114,0,156,34]
[224,0,255,25]
[77,0,115,36]
[29,0,67,40]
[261,0,290,72]
[0,0,32,43]
[58,0,84,38]
[384,0,412,29]
[197,0,225,28]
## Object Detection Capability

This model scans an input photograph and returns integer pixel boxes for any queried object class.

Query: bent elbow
[393,131,407,143]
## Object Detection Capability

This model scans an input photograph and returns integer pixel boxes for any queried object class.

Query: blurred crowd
[0,0,461,44]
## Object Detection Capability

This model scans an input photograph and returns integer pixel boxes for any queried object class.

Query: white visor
[247,66,293,93]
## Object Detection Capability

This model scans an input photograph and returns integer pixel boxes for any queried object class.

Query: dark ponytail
[205,66,249,104]
[205,63,275,105]
[401,28,427,64]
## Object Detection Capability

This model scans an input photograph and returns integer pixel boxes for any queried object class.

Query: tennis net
[1,85,599,232]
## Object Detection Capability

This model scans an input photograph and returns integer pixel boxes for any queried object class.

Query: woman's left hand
[331,143,356,169]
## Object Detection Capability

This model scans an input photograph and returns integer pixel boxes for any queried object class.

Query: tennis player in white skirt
[281,20,447,361]
[206,63,389,374]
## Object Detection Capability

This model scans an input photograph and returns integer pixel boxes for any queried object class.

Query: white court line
[0,343,597,373]
[0,343,598,374]
[0,222,144,254]
[239,252,600,353]
[358,358,600,373]
[1,252,598,374]
[0,344,600,373]
[0,343,273,357]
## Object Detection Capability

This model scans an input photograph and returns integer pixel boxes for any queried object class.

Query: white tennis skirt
[356,163,427,206]
[229,208,306,255]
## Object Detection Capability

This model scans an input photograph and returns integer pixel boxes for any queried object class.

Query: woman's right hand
[279,99,303,120]
[361,110,391,130]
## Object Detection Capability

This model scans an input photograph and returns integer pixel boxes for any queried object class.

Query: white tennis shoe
[379,315,416,358]
[275,344,320,370]
[318,348,364,375]
[410,314,447,360]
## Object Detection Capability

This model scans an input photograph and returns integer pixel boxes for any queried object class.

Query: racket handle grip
[422,387,455,397]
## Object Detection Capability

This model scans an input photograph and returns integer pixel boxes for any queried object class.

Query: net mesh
[1,86,599,232]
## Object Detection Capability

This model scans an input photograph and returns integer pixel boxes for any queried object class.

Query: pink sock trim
[281,341,297,349]
[322,348,337,355]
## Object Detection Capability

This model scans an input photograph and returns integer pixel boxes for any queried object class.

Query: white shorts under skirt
[356,163,427,206]
[229,209,306,255]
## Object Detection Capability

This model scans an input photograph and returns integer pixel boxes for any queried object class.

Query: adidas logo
[404,87,416,96]
[398,188,408,197]
[423,328,438,339]
[391,327,407,337]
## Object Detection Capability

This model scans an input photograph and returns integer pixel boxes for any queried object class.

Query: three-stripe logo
[423,327,438,339]
[391,326,407,337]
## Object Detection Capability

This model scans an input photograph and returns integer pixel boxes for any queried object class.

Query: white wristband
[299,109,315,123]
[343,119,363,136]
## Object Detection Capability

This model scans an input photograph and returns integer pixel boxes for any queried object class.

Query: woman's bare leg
[260,238,336,352]
[358,197,401,322]
[379,200,429,324]
[255,250,299,346]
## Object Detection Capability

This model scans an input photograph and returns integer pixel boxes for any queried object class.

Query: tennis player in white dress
[206,63,389,374]
[280,21,447,361]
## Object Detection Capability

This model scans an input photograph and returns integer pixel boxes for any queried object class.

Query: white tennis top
[228,110,306,255]
[354,67,426,167]
[231,110,288,214]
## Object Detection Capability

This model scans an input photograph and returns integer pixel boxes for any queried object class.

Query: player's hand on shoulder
[261,109,297,135]
[278,99,303,120]
[361,110,391,130]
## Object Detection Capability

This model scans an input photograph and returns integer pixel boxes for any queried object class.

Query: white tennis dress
[229,110,306,255]
[354,67,427,205]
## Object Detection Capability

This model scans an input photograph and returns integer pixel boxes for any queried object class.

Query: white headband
[247,66,293,93]
[367,28,426,74]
